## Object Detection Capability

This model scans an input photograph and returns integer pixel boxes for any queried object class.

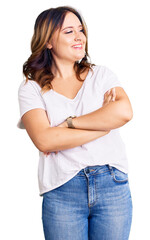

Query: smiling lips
[72,44,83,49]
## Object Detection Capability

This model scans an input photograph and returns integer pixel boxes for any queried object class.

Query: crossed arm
[67,87,133,131]
[21,87,133,153]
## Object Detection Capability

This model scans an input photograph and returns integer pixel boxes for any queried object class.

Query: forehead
[62,12,81,28]
[52,12,82,41]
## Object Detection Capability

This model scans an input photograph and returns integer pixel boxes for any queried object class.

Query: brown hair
[23,6,95,92]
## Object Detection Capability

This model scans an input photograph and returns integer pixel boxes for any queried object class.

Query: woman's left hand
[102,88,116,107]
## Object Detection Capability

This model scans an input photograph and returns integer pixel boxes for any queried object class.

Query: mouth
[72,44,83,50]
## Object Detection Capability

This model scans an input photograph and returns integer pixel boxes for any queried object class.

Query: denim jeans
[42,165,133,240]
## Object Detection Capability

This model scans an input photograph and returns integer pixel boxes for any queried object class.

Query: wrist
[66,115,76,128]
[64,120,68,128]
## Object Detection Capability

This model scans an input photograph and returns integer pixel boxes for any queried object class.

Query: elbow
[37,143,48,153]
[34,132,53,153]
[36,141,54,153]
[36,139,55,153]
[124,108,133,123]
[128,110,133,121]
[33,138,48,152]
[119,100,133,123]
[36,127,59,152]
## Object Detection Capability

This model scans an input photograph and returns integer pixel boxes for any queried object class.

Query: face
[47,12,86,63]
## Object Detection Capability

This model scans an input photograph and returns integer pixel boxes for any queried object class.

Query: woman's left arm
[71,87,133,131]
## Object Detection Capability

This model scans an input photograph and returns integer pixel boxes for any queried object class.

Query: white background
[1,0,150,239]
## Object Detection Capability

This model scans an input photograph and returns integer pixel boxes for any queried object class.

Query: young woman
[18,6,133,240]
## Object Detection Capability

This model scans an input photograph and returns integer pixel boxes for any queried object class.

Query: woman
[18,6,133,240]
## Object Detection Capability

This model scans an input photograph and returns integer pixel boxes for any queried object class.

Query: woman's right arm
[22,109,109,153]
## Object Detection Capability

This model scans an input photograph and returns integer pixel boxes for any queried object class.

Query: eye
[80,29,84,33]
[65,29,84,34]
[65,31,73,34]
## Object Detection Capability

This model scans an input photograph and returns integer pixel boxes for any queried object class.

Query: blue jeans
[42,165,133,240]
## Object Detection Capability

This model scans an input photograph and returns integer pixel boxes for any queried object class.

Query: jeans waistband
[76,164,111,176]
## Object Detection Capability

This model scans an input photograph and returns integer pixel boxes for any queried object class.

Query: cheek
[57,36,73,48]
[83,35,86,44]
[65,36,74,45]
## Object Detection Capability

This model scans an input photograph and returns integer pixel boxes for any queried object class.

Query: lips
[72,44,83,49]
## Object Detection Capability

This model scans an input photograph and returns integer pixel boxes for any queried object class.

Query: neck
[51,59,77,80]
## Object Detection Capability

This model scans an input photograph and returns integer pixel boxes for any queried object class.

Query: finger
[104,89,111,99]
[106,89,111,96]
[106,88,115,102]
[107,89,111,95]
[44,152,51,156]
[103,89,114,106]
[112,88,116,101]
[107,95,112,103]
[104,94,112,105]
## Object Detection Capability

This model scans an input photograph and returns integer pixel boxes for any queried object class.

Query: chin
[75,54,85,61]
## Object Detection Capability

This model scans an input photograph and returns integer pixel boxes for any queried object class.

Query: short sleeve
[100,66,123,95]
[17,80,46,129]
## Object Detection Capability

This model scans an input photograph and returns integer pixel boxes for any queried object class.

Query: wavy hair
[23,6,95,92]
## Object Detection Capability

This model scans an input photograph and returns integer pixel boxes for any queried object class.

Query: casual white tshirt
[18,65,128,195]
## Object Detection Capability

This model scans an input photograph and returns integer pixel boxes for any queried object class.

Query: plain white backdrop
[1,0,150,239]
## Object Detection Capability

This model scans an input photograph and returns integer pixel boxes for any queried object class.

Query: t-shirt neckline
[50,67,92,102]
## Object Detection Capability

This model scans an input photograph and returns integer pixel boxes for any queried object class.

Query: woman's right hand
[43,151,58,156]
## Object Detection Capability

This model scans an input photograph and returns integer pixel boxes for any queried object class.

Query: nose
[74,31,81,41]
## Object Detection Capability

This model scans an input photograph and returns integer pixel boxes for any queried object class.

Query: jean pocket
[111,167,128,183]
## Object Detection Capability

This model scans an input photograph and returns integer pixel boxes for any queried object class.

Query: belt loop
[108,164,114,176]
[84,167,90,178]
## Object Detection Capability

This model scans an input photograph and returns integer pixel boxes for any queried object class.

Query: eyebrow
[62,24,83,31]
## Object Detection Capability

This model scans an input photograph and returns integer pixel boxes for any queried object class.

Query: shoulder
[18,79,42,96]
[88,65,111,82]
[91,64,116,75]
[90,65,119,84]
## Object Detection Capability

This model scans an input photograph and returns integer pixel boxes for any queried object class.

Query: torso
[51,68,89,100]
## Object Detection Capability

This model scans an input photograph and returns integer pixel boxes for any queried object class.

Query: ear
[46,42,52,49]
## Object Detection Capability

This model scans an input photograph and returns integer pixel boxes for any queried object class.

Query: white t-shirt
[18,65,128,195]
